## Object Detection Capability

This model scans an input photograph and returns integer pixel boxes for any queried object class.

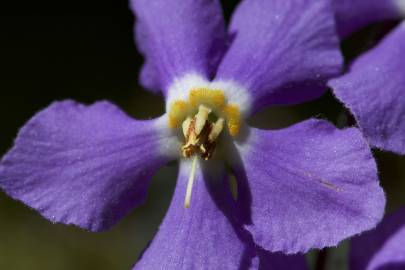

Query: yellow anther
[223,104,241,136]
[182,117,192,138]
[189,88,226,109]
[208,118,224,142]
[195,105,211,135]
[168,88,241,137]
[168,100,190,128]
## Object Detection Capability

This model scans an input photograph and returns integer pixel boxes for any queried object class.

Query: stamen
[189,88,226,109]
[208,118,224,142]
[223,104,241,136]
[168,100,189,128]
[184,155,198,208]
[182,117,192,138]
[195,105,211,135]
[181,105,224,160]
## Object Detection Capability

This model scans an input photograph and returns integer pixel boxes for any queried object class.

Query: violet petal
[329,23,405,154]
[234,119,385,253]
[215,0,343,114]
[0,100,176,231]
[131,0,227,96]
[134,160,257,270]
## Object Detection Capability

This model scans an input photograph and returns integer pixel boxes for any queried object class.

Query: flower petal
[329,23,405,155]
[233,119,385,253]
[134,159,257,270]
[131,0,226,96]
[215,0,343,114]
[0,101,178,231]
[333,0,403,38]
[350,207,405,270]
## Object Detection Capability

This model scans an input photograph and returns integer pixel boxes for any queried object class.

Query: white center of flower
[164,74,253,208]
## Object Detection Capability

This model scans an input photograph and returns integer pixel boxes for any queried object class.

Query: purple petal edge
[329,23,405,155]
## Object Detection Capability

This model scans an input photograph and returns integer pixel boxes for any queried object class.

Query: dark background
[1,1,404,269]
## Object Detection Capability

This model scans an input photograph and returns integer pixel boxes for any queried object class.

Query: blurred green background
[1,1,404,269]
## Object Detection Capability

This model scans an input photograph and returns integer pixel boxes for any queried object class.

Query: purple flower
[350,206,405,270]
[329,1,405,154]
[0,0,385,268]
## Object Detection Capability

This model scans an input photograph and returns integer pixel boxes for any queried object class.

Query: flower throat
[167,87,242,208]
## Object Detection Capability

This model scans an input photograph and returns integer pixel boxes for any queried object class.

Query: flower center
[167,87,242,208]
[181,104,224,160]
[168,87,242,138]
